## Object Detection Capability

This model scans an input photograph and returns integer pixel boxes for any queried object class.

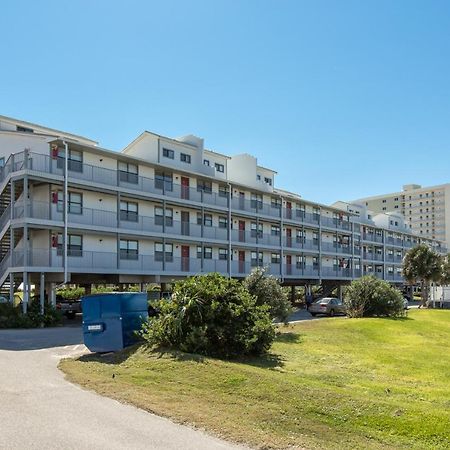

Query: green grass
[60,310,450,449]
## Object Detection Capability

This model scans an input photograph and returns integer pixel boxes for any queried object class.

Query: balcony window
[196,246,202,259]
[57,191,82,214]
[57,234,82,257]
[312,257,319,268]
[271,253,280,264]
[120,201,138,222]
[251,222,263,238]
[296,256,305,269]
[215,163,224,173]
[155,207,173,226]
[203,159,210,166]
[218,216,228,229]
[296,230,305,243]
[271,198,281,209]
[57,149,83,172]
[180,153,191,163]
[264,177,272,186]
[120,239,138,260]
[218,185,229,198]
[118,162,138,184]
[204,247,212,259]
[204,214,212,227]
[251,251,263,267]
[219,248,228,260]
[271,225,280,236]
[163,148,174,159]
[197,180,212,194]
[155,243,173,262]
[155,171,173,191]
[296,204,306,218]
[251,193,263,209]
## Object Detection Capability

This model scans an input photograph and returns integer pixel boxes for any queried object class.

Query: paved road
[0,326,245,450]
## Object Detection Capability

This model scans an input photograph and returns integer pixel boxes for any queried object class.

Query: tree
[140,273,275,358]
[243,267,293,322]
[438,254,450,286]
[344,275,405,318]
[403,244,442,308]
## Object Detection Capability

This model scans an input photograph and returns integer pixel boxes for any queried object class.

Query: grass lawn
[60,310,450,449]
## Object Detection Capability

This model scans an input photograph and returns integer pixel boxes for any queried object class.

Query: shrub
[243,267,293,322]
[344,275,405,318]
[140,273,275,358]
[0,298,62,328]
[57,286,85,300]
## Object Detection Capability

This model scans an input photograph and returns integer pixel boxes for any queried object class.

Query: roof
[0,114,98,145]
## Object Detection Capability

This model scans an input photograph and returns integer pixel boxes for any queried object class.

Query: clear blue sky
[1,0,450,204]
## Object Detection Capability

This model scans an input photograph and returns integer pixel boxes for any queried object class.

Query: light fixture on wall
[100,158,103,162]
[99,239,103,242]
[99,198,103,202]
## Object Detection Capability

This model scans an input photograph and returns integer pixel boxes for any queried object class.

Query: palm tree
[403,244,442,308]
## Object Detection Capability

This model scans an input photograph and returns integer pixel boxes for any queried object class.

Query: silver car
[309,297,346,317]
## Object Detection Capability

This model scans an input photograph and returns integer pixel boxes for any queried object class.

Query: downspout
[63,140,69,284]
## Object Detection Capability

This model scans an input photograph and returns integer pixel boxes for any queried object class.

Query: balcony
[283,265,320,278]
[321,267,352,278]
[362,252,384,261]
[320,242,352,254]
[321,216,351,231]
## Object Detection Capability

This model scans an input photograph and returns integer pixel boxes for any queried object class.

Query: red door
[286,201,292,219]
[239,251,245,273]
[238,220,245,242]
[286,254,292,275]
[286,228,292,247]
[181,245,190,271]
[181,177,190,200]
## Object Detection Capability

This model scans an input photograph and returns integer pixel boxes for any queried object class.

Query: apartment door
[286,201,292,220]
[238,250,245,274]
[239,192,245,210]
[181,245,190,272]
[286,228,292,248]
[181,211,190,236]
[286,254,292,275]
[238,220,246,242]
[181,177,190,200]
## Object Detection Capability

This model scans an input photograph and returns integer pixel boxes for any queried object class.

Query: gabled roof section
[0,114,98,145]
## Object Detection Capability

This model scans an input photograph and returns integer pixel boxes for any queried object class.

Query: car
[56,297,82,319]
[308,297,346,317]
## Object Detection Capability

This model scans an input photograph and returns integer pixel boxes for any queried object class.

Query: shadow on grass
[276,332,302,344]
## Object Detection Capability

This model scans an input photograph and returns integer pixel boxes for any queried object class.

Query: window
[218,185,229,198]
[120,201,138,222]
[257,174,261,181]
[180,153,191,163]
[197,246,202,259]
[57,234,82,257]
[57,191,82,214]
[155,207,173,226]
[155,171,173,191]
[271,253,280,264]
[118,162,138,184]
[204,213,212,227]
[296,255,305,268]
[271,225,280,236]
[218,216,228,228]
[382,199,386,203]
[203,159,210,166]
[296,203,306,217]
[251,251,263,266]
[57,149,83,172]
[296,229,305,243]
[215,163,224,173]
[251,193,263,209]
[120,239,138,260]
[203,247,212,259]
[271,197,281,209]
[251,222,263,238]
[313,232,319,243]
[155,243,173,261]
[312,256,319,268]
[163,148,174,159]
[219,248,228,260]
[197,180,212,193]
[264,177,272,186]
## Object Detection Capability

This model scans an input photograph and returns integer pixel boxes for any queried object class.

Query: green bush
[140,273,275,358]
[243,267,293,322]
[0,299,62,329]
[57,286,85,300]
[344,276,405,318]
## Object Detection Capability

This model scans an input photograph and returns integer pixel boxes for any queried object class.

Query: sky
[1,0,450,204]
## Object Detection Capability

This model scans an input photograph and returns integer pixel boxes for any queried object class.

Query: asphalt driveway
[0,326,245,450]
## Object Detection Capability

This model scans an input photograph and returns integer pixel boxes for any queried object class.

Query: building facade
[0,115,445,310]
[353,184,450,248]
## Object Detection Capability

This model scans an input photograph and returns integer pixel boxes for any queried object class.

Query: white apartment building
[353,184,450,247]
[0,115,445,311]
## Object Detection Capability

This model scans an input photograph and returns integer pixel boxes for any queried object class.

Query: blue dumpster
[82,293,149,352]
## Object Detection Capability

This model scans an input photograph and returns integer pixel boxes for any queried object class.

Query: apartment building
[0,115,445,311]
[353,184,450,248]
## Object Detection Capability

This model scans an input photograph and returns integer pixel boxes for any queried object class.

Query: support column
[40,272,45,314]
[290,285,295,303]
[9,272,14,304]
[46,282,57,308]
[22,271,29,314]
[338,284,343,301]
